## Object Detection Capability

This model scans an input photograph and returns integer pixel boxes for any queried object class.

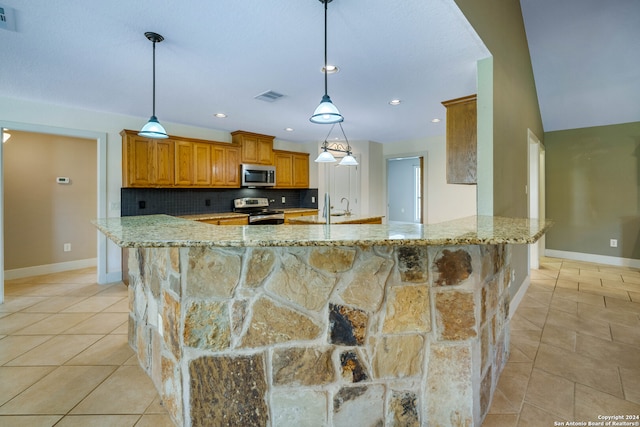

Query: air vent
[0,4,17,31]
[254,90,285,103]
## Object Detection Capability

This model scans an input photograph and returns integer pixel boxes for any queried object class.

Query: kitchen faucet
[341,197,351,216]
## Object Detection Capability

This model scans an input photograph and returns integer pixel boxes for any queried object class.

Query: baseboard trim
[545,249,640,269]
[509,275,530,319]
[4,258,98,280]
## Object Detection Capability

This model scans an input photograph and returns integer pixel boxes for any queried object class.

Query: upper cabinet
[121,130,174,187]
[231,130,274,165]
[442,94,477,184]
[273,150,309,188]
[212,144,240,188]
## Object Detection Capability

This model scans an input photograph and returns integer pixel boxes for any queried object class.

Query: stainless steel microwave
[241,164,276,187]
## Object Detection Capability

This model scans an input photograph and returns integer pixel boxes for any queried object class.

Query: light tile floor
[0,267,173,427]
[484,257,640,426]
[0,259,638,427]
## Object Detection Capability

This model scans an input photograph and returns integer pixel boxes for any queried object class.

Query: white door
[329,156,360,215]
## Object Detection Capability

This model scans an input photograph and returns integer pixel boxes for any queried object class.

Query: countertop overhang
[93,215,551,248]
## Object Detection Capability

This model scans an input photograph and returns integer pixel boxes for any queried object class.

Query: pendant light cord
[323,0,328,97]
[152,39,157,117]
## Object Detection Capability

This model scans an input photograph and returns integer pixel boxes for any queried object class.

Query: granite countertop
[288,214,384,224]
[93,215,551,248]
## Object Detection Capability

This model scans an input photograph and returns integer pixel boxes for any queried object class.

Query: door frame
[0,121,108,303]
[384,152,427,224]
[527,129,545,269]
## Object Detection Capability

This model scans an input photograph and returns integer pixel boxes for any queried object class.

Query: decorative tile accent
[329,304,367,346]
[434,249,473,286]
[245,248,276,288]
[388,390,419,427]
[382,285,431,333]
[371,335,424,379]
[338,252,393,311]
[241,297,322,348]
[397,247,428,282]
[186,247,241,298]
[184,301,230,351]
[266,253,335,311]
[272,347,335,386]
[189,355,268,427]
[435,290,477,340]
[309,247,356,273]
[340,350,369,383]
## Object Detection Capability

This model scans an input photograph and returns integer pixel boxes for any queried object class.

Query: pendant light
[310,0,344,124]
[139,32,168,139]
[314,123,358,166]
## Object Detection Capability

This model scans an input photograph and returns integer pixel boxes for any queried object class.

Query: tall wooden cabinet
[231,130,274,165]
[212,144,240,187]
[442,94,477,184]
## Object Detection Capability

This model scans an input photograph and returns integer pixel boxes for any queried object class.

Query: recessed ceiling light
[389,99,402,106]
[214,113,227,118]
[431,118,441,123]
[284,127,294,132]
[321,65,339,74]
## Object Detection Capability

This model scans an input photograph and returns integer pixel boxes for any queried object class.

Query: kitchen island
[93,215,549,427]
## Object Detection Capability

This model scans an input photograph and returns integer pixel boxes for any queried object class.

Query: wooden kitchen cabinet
[273,150,309,188]
[175,141,213,187]
[232,130,274,165]
[212,144,240,187]
[121,130,174,187]
[442,94,477,184]
[283,210,318,224]
[198,217,248,225]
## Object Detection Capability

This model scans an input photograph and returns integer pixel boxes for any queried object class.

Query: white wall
[383,135,476,224]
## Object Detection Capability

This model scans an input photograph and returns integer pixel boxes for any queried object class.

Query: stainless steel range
[233,197,285,225]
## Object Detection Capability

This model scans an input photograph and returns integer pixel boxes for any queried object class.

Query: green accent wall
[546,122,640,260]
[454,0,544,296]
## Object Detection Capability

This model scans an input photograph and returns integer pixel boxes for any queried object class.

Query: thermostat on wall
[56,177,70,184]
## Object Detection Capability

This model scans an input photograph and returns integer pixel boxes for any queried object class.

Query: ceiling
[520,0,640,132]
[0,0,489,144]
[2,1,636,145]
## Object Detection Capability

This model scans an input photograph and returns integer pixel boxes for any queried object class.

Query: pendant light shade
[310,0,344,124]
[339,154,358,166]
[313,123,358,166]
[139,32,168,139]
[315,149,337,163]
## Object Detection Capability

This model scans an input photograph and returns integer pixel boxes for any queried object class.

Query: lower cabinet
[198,217,248,226]
[284,210,318,224]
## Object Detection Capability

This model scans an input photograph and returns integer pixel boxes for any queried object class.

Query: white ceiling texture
[2,1,635,144]
[0,0,489,143]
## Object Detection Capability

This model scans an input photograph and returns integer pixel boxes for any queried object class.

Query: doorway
[386,156,424,224]
[0,122,108,304]
[528,129,545,269]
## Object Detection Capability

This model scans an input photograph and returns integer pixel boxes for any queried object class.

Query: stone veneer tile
[186,247,241,298]
[231,299,248,337]
[433,248,473,286]
[435,290,477,340]
[266,253,336,311]
[340,350,369,383]
[272,347,334,386]
[397,247,428,282]
[271,390,328,427]
[184,301,230,351]
[333,385,385,427]
[161,355,182,426]
[427,343,473,426]
[372,335,424,379]
[338,253,393,311]
[329,304,368,346]
[382,285,431,333]
[480,366,493,418]
[481,245,504,280]
[245,248,276,288]
[309,247,356,273]
[388,390,419,427]
[136,323,151,373]
[169,248,180,274]
[482,278,500,325]
[241,297,321,348]
[162,291,181,360]
[189,354,268,427]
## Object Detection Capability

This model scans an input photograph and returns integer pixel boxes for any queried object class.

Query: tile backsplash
[121,188,318,216]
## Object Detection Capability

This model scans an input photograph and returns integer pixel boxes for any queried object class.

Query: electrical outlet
[312,196,316,203]
[610,239,618,248]
[63,243,71,252]
[281,197,286,203]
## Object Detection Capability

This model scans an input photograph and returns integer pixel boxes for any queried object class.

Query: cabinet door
[233,131,274,165]
[124,135,154,187]
[154,139,175,186]
[292,153,309,188]
[211,145,226,187]
[274,153,293,188]
[224,146,240,187]
[442,94,477,184]
[257,137,274,165]
[193,142,212,186]
[174,140,193,186]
